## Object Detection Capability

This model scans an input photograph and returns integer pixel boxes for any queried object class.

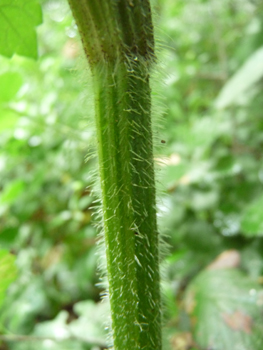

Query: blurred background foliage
[1,0,263,349]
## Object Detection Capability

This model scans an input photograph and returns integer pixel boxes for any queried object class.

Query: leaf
[185,268,263,350]
[160,162,188,189]
[240,195,263,237]
[170,332,194,350]
[69,300,107,341]
[0,108,20,131]
[0,249,17,308]
[0,71,23,102]
[215,47,263,109]
[33,301,107,346]
[0,228,17,249]
[0,180,25,204]
[0,0,42,59]
[221,310,252,334]
[207,250,241,270]
[34,310,70,340]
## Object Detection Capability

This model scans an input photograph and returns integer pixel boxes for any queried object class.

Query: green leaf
[0,228,17,249]
[33,302,107,346]
[0,71,23,102]
[0,108,20,131]
[34,310,70,340]
[215,47,263,109]
[161,162,188,189]
[185,269,263,350]
[0,249,17,308]
[69,300,107,341]
[240,195,263,237]
[0,0,42,59]
[0,180,25,204]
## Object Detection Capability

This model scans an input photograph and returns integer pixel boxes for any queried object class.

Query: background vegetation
[1,0,263,349]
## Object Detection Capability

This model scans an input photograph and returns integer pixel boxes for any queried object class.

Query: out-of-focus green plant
[0,250,17,308]
[0,0,100,342]
[1,1,263,350]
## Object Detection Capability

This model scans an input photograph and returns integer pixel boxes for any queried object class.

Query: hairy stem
[67,1,162,349]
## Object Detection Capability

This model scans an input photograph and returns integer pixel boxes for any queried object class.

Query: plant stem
[67,1,162,349]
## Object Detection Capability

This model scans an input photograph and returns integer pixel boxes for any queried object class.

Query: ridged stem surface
[67,1,162,349]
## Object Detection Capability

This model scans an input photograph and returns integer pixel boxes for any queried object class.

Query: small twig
[0,334,107,348]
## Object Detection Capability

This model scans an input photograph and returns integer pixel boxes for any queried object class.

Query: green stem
[67,1,162,349]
